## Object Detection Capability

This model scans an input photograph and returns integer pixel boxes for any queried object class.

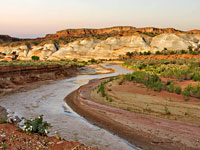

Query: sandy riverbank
[0,64,115,150]
[66,77,200,150]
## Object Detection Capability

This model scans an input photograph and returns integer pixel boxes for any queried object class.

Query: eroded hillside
[0,26,200,61]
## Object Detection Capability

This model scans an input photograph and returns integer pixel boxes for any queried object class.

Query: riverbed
[0,64,140,150]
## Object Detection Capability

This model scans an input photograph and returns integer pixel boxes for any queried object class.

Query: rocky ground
[0,123,98,150]
[0,104,98,150]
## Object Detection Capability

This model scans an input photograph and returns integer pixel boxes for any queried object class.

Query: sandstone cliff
[0,26,200,61]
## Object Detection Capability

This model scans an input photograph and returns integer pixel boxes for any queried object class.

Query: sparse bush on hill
[122,58,200,99]
[174,85,182,94]
[155,51,162,55]
[181,50,187,54]
[31,56,39,61]
[143,51,151,55]
[126,52,134,57]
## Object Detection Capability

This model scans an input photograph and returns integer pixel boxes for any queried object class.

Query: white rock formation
[0,33,199,61]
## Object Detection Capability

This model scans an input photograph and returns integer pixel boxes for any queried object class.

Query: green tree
[31,56,39,61]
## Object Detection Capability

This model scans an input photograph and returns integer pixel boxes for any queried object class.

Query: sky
[0,0,200,38]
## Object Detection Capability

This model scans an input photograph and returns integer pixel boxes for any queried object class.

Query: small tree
[126,52,134,58]
[89,58,97,64]
[181,50,187,54]
[144,51,151,55]
[155,51,161,55]
[170,51,175,55]
[188,46,193,52]
[31,56,39,61]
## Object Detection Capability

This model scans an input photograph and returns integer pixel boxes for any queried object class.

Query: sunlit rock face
[47,35,151,61]
[0,26,200,61]
[150,34,191,51]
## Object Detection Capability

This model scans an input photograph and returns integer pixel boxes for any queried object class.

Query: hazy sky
[0,0,200,38]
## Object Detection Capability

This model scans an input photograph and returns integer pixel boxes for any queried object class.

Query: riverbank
[0,64,78,96]
[0,63,116,150]
[0,62,115,96]
[66,77,200,150]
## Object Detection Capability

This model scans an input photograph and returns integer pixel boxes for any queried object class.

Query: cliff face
[187,30,200,34]
[0,26,200,61]
[0,65,78,89]
[45,26,136,40]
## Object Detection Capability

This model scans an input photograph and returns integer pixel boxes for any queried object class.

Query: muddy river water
[0,64,140,150]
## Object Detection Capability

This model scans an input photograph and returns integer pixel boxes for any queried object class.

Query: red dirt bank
[0,123,98,150]
[0,65,78,95]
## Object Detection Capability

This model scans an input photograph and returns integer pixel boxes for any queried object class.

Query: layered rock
[0,26,200,61]
[0,65,78,89]
[45,26,136,40]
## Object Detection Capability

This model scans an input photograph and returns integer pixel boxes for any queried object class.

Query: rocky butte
[0,26,200,61]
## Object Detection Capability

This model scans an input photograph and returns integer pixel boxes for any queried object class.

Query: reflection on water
[0,64,139,150]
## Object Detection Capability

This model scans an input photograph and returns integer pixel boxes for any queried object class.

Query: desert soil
[130,54,200,60]
[66,77,200,150]
[0,123,98,150]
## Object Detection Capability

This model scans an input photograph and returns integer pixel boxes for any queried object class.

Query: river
[0,64,140,150]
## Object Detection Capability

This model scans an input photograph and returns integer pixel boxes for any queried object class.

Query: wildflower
[45,129,48,134]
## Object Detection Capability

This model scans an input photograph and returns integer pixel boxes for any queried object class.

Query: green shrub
[164,48,168,51]
[88,58,98,64]
[192,71,200,81]
[144,51,151,55]
[22,115,51,135]
[155,51,161,55]
[170,51,175,55]
[138,63,147,70]
[182,84,192,98]
[168,82,175,92]
[188,46,193,52]
[126,52,133,57]
[181,50,187,54]
[164,105,171,115]
[190,84,200,98]
[97,77,116,97]
[0,115,7,124]
[31,56,39,61]
[97,82,106,97]
[2,143,6,150]
[123,71,163,92]
[152,81,163,92]
[174,85,182,94]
